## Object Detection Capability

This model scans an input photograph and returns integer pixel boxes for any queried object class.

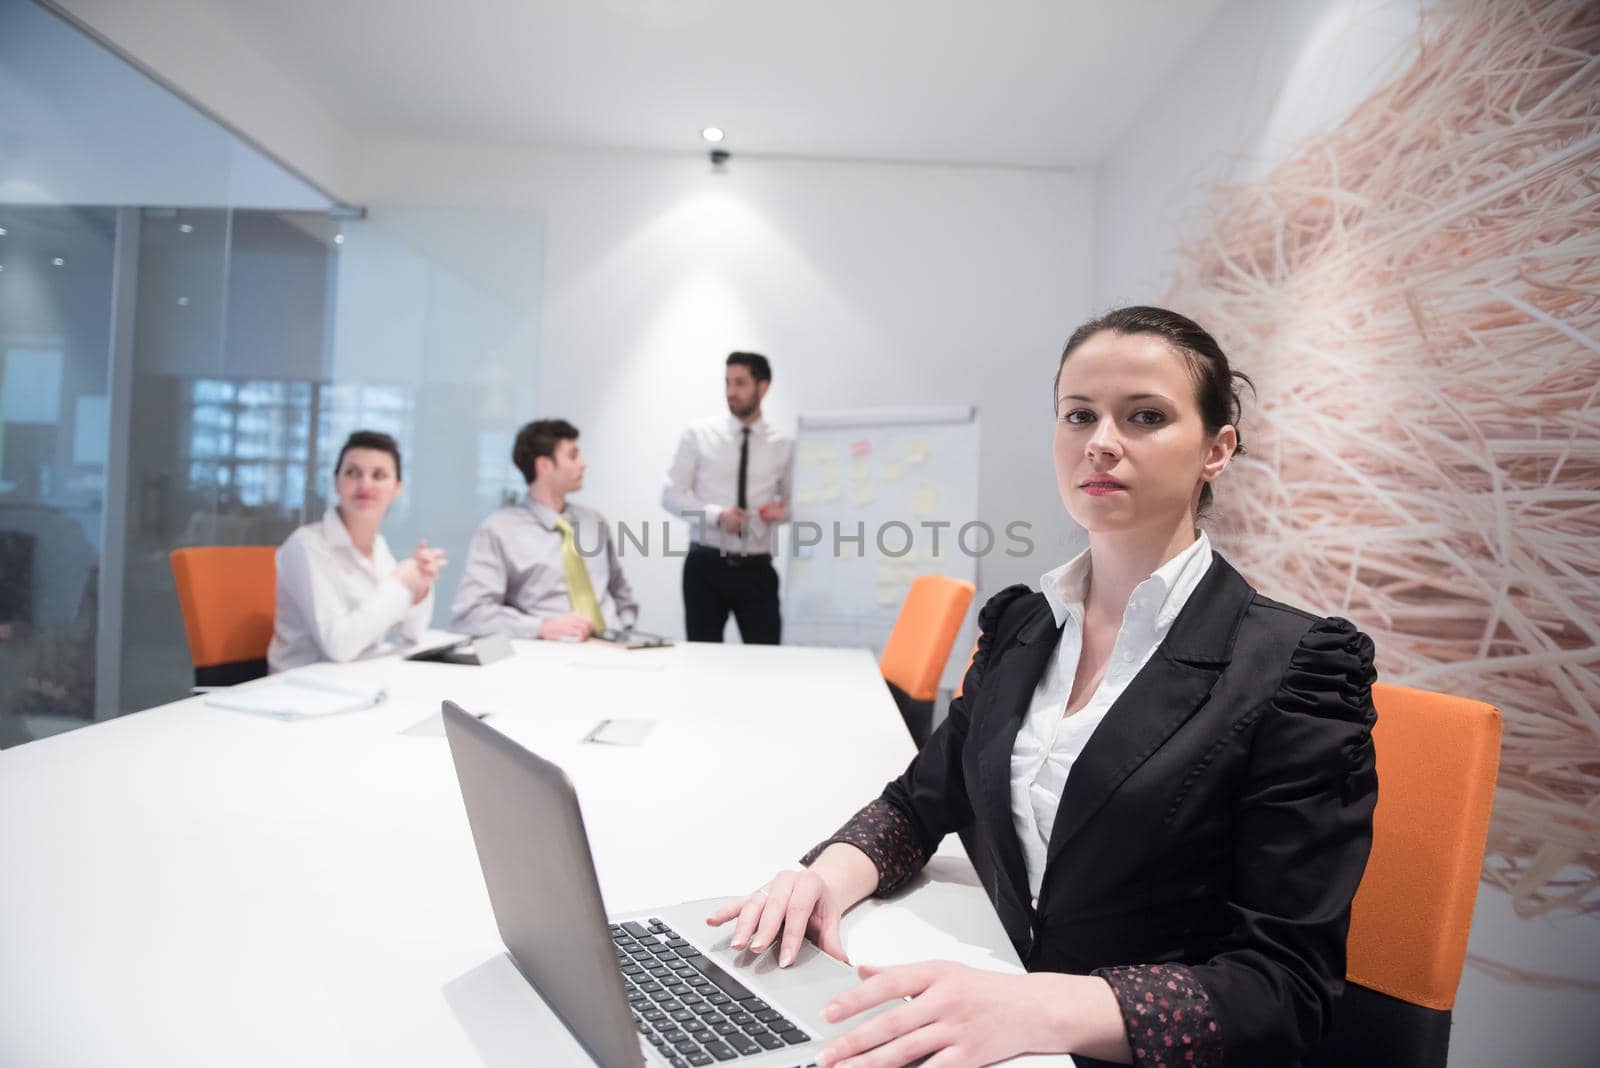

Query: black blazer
[822,553,1378,1067]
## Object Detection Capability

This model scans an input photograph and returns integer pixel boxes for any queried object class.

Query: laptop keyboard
[610,918,818,1067]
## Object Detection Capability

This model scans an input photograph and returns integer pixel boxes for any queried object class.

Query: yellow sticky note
[850,459,870,480]
[875,584,903,606]
[852,483,876,506]
[790,558,812,582]
[912,484,937,516]
[819,483,842,503]
[906,438,929,464]
[800,443,832,464]
[882,461,904,480]
[796,489,818,505]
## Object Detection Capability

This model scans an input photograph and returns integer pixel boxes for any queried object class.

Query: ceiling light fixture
[52,257,65,267]
[701,127,725,144]
[178,223,194,234]
[334,233,345,245]
[0,227,8,236]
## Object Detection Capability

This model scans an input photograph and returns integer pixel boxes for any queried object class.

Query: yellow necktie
[554,515,605,628]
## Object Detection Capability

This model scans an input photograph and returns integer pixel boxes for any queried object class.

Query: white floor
[1448,885,1600,1067]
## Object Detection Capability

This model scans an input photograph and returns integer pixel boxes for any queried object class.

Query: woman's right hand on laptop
[706,843,880,968]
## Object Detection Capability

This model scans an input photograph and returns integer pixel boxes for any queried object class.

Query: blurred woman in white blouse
[268,430,447,672]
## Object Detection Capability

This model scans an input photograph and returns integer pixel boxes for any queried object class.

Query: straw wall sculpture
[1166,0,1600,926]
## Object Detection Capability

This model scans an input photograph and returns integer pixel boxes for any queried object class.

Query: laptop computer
[441,700,892,1068]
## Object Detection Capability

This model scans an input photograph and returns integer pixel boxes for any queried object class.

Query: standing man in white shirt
[662,352,794,643]
[451,419,638,641]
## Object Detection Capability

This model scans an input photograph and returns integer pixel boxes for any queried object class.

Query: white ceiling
[192,0,1227,169]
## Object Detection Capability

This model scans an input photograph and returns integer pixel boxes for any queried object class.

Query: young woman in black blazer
[708,306,1379,1068]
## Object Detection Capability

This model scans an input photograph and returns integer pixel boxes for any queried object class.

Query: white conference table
[1,638,1071,1067]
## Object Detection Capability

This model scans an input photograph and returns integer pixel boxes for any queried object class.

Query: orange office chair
[169,546,278,688]
[880,575,975,744]
[1306,682,1502,1068]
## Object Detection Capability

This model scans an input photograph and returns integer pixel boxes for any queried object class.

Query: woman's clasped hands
[392,539,447,603]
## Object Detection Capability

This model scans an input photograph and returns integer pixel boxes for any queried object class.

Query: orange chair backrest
[880,575,976,702]
[169,546,278,669]
[1346,682,1502,1011]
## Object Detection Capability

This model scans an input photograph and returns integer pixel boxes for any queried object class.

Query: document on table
[206,675,387,720]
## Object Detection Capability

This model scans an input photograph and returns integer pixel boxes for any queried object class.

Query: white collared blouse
[268,508,433,672]
[1010,532,1214,900]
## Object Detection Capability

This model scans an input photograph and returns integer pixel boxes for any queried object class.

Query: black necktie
[737,428,750,511]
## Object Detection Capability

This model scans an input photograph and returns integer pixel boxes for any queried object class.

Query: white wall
[1092,2,1598,1065]
[1095,0,1423,306]
[352,142,1095,639]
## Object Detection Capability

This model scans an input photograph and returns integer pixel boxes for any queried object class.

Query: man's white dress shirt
[662,414,794,555]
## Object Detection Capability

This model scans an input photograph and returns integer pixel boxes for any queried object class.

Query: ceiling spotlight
[178,223,194,234]
[334,233,345,245]
[0,227,8,236]
[177,296,190,307]
[701,127,725,144]
[0,265,6,272]
[52,257,65,267]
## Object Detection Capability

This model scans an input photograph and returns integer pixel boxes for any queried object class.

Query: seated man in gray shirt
[451,419,638,640]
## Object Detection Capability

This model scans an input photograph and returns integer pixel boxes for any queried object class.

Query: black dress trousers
[683,545,781,644]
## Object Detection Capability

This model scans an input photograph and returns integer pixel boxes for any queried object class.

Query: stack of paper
[206,675,387,721]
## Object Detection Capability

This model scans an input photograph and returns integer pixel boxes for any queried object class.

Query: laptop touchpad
[700,928,890,1039]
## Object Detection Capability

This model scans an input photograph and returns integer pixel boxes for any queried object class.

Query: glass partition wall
[115,208,345,713]
[0,205,116,745]
[0,0,542,743]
